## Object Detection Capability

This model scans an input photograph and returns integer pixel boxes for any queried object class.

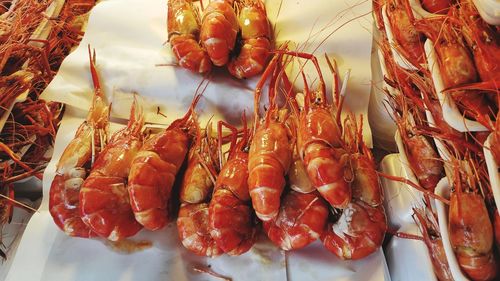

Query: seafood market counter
[3,0,397,280]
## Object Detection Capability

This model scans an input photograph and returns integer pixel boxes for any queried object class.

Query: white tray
[380,153,424,229]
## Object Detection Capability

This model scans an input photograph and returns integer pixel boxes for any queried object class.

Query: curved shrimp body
[298,107,349,208]
[227,0,271,79]
[413,207,453,281]
[79,104,144,241]
[322,149,387,260]
[263,191,328,250]
[394,101,443,190]
[414,14,478,86]
[449,192,497,280]
[404,134,442,191]
[178,203,223,256]
[128,128,189,230]
[128,94,201,231]
[458,0,500,83]
[49,48,109,238]
[200,0,238,66]
[168,0,211,73]
[248,120,291,221]
[386,0,425,67]
[177,128,222,257]
[209,150,256,255]
[279,50,350,209]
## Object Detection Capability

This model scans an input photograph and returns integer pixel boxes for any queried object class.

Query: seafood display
[376,0,500,280]
[42,46,387,263]
[167,0,271,78]
[4,0,500,279]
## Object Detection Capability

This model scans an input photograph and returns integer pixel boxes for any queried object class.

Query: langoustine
[79,100,144,241]
[456,0,500,108]
[385,0,426,68]
[321,115,387,260]
[167,0,211,73]
[177,122,223,257]
[391,93,443,191]
[208,119,257,255]
[448,158,497,281]
[282,50,350,209]
[127,93,202,231]
[49,47,109,238]
[248,53,292,221]
[227,0,272,78]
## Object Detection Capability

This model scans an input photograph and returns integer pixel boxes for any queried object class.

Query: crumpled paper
[7,0,390,280]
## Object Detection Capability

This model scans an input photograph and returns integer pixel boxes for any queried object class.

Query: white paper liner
[39,0,374,146]
[484,135,500,216]
[434,178,470,281]
[423,40,487,132]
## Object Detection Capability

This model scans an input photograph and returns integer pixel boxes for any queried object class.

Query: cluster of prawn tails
[49,47,388,261]
[0,0,97,259]
[167,0,272,79]
[374,0,500,280]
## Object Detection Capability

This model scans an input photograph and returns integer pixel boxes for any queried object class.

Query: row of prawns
[50,46,203,240]
[49,46,388,260]
[180,49,387,258]
[167,0,272,79]
[374,1,500,279]
[375,0,499,127]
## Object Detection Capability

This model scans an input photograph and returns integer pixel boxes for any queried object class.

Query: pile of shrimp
[374,1,500,280]
[167,0,272,79]
[374,0,499,126]
[0,0,98,260]
[49,47,387,261]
